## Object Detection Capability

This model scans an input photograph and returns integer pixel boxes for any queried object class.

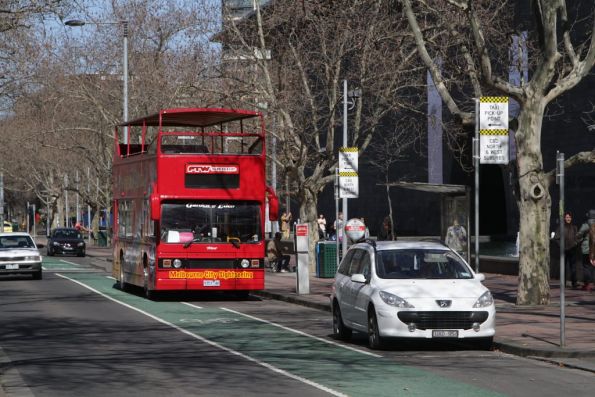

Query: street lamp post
[65,19,129,143]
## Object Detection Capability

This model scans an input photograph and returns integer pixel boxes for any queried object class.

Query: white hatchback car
[0,232,44,280]
[331,240,495,349]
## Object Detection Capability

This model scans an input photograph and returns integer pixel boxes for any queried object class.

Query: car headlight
[26,256,42,262]
[379,291,414,308]
[173,259,182,268]
[240,259,250,268]
[52,242,60,246]
[473,291,494,308]
[77,242,85,247]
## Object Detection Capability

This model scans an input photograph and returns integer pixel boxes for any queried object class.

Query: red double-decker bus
[112,108,278,298]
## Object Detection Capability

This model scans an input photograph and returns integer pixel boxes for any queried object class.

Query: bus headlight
[240,259,250,268]
[173,259,182,269]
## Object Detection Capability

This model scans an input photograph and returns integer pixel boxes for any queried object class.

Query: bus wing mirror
[150,193,160,220]
[266,186,279,221]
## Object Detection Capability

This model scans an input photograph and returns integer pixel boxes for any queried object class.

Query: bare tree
[219,0,425,268]
[368,121,422,239]
[401,0,595,305]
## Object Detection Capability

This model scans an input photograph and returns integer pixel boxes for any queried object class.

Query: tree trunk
[515,100,551,305]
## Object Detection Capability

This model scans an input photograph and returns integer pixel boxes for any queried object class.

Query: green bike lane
[42,257,84,271]
[58,272,504,397]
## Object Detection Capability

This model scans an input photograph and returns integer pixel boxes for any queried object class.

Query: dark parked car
[47,228,86,257]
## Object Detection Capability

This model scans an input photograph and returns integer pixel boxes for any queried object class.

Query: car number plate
[203,280,220,287]
[6,264,19,270]
[432,330,458,338]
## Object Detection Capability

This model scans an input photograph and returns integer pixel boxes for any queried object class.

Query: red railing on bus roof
[118,108,260,128]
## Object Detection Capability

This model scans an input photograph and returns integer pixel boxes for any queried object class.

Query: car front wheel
[333,302,352,341]
[368,308,384,350]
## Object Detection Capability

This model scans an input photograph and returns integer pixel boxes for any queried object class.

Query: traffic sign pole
[474,99,480,273]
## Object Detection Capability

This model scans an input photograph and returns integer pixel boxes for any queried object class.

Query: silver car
[331,240,495,349]
[0,232,44,280]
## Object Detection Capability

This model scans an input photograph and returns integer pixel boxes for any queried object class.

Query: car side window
[348,249,364,276]
[338,250,354,275]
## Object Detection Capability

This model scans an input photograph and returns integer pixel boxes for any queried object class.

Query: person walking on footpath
[445,218,467,256]
[281,211,292,239]
[267,232,291,272]
[554,212,579,289]
[333,212,344,243]
[317,214,327,239]
[378,216,394,241]
[577,210,595,291]
[588,222,595,289]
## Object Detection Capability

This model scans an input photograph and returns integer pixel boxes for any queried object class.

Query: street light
[65,19,129,144]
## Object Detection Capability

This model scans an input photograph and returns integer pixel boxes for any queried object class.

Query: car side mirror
[351,273,367,284]
[475,273,486,282]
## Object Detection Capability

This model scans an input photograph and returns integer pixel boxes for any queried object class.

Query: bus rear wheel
[119,253,128,292]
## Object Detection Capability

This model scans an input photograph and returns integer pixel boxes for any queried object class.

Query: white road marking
[220,307,382,358]
[59,259,81,266]
[182,302,203,310]
[56,273,348,397]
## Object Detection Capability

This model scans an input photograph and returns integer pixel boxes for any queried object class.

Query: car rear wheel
[332,302,352,341]
[368,308,384,350]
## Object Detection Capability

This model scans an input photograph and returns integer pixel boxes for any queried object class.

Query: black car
[47,228,86,257]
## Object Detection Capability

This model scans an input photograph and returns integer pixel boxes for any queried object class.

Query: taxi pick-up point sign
[345,218,366,242]
[479,97,509,165]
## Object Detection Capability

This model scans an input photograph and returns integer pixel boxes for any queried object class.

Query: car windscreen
[54,229,82,239]
[161,201,261,244]
[0,236,35,249]
[376,249,473,279]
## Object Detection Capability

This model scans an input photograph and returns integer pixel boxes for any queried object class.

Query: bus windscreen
[160,202,261,244]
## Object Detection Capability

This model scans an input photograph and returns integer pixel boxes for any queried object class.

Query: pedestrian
[378,216,394,241]
[266,232,291,272]
[317,214,327,239]
[553,212,579,289]
[281,211,292,239]
[360,217,370,239]
[445,218,467,256]
[333,212,344,243]
[577,209,595,291]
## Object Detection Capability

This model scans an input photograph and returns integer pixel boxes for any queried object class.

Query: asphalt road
[0,256,593,397]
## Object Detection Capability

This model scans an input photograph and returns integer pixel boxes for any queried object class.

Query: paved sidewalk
[81,244,595,372]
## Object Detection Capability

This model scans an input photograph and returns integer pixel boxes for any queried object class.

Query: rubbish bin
[97,231,107,247]
[316,241,338,278]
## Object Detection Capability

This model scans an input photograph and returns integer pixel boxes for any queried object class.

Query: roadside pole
[477,96,509,273]
[474,99,480,272]
[342,80,348,258]
[556,151,566,347]
[295,223,310,294]
[335,168,339,270]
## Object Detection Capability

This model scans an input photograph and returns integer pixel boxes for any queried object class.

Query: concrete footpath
[79,244,595,373]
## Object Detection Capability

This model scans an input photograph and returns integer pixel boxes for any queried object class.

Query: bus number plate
[203,280,220,287]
